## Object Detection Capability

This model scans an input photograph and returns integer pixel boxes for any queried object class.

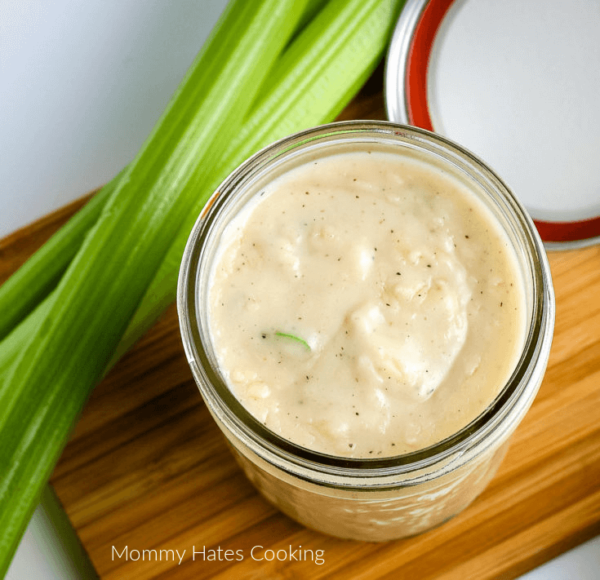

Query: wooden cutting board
[2,71,600,580]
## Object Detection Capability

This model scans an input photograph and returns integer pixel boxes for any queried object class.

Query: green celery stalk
[0,300,51,383]
[0,0,309,573]
[0,2,329,344]
[294,0,330,32]
[0,174,122,341]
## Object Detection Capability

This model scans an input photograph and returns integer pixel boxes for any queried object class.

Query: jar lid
[385,0,600,249]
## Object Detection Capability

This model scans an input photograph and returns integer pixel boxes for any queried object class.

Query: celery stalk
[288,0,331,43]
[0,300,51,383]
[0,2,329,344]
[0,174,122,341]
[0,0,309,572]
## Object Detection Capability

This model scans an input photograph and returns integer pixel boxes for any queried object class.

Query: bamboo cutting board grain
[2,74,600,579]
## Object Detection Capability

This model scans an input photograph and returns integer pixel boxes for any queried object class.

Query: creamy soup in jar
[207,149,526,458]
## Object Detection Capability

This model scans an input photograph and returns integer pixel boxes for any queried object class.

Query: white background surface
[1,1,598,578]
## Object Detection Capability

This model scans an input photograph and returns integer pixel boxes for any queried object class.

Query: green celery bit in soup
[275,331,311,350]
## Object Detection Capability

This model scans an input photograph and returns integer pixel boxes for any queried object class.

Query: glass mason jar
[177,121,555,541]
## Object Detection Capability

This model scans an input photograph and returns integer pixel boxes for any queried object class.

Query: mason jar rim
[177,120,554,481]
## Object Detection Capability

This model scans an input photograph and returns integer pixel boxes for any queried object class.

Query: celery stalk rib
[0,0,309,573]
[0,300,52,382]
[0,179,116,341]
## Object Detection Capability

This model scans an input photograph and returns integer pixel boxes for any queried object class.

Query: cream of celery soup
[207,150,526,457]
